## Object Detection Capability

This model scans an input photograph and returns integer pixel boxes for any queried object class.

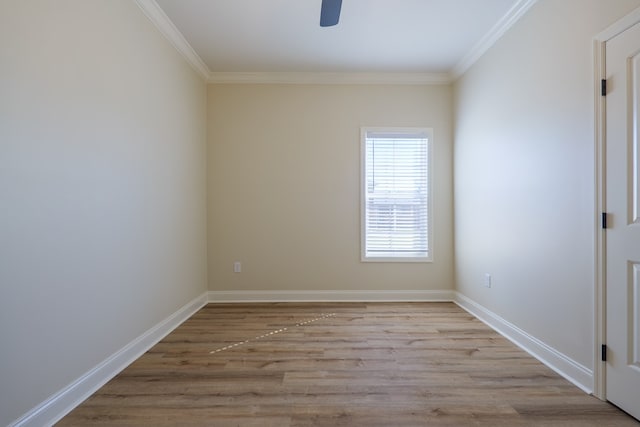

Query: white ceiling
[148,0,535,81]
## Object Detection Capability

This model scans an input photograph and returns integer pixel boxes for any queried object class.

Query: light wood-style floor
[58,302,639,426]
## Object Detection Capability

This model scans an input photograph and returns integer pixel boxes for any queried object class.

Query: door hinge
[601,79,607,96]
[602,212,608,229]
[601,344,607,362]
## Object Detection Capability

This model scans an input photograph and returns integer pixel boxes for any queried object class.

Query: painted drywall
[208,84,453,293]
[0,1,207,425]
[454,0,640,376]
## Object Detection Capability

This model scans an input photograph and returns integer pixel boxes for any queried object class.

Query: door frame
[593,6,640,401]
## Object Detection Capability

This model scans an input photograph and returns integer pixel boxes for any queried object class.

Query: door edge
[593,6,640,401]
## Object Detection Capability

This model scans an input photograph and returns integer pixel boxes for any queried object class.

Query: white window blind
[362,128,431,261]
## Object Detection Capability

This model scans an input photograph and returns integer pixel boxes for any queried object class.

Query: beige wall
[208,84,453,293]
[0,1,207,424]
[454,0,640,375]
[8,0,638,423]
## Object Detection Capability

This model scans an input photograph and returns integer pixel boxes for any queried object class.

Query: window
[361,128,432,262]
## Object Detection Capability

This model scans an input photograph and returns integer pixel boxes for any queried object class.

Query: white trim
[133,0,452,86]
[360,127,434,263]
[595,7,640,42]
[10,288,603,426]
[454,292,594,394]
[134,0,211,81]
[451,0,538,79]
[133,0,536,85]
[592,5,640,401]
[208,71,452,85]
[134,0,538,85]
[208,289,454,303]
[593,37,607,401]
[9,292,208,427]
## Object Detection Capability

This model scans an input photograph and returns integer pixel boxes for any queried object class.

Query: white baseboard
[10,292,208,427]
[208,289,455,303]
[12,288,595,426]
[454,292,593,393]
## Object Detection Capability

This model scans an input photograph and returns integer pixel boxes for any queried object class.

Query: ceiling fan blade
[320,0,342,27]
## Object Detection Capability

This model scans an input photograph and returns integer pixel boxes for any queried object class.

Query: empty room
[2,0,640,425]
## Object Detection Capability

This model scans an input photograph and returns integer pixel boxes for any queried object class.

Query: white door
[605,20,640,420]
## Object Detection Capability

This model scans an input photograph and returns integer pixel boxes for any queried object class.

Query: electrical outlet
[484,273,492,288]
[234,261,241,273]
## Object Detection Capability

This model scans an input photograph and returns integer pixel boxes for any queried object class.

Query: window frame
[360,127,433,263]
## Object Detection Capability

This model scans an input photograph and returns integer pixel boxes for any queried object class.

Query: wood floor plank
[57,302,639,426]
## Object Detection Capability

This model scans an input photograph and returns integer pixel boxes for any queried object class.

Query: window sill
[361,256,432,263]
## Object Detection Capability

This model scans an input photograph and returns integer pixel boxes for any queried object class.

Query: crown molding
[451,0,538,80]
[136,0,536,85]
[134,0,451,85]
[134,0,211,81]
[208,71,453,85]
